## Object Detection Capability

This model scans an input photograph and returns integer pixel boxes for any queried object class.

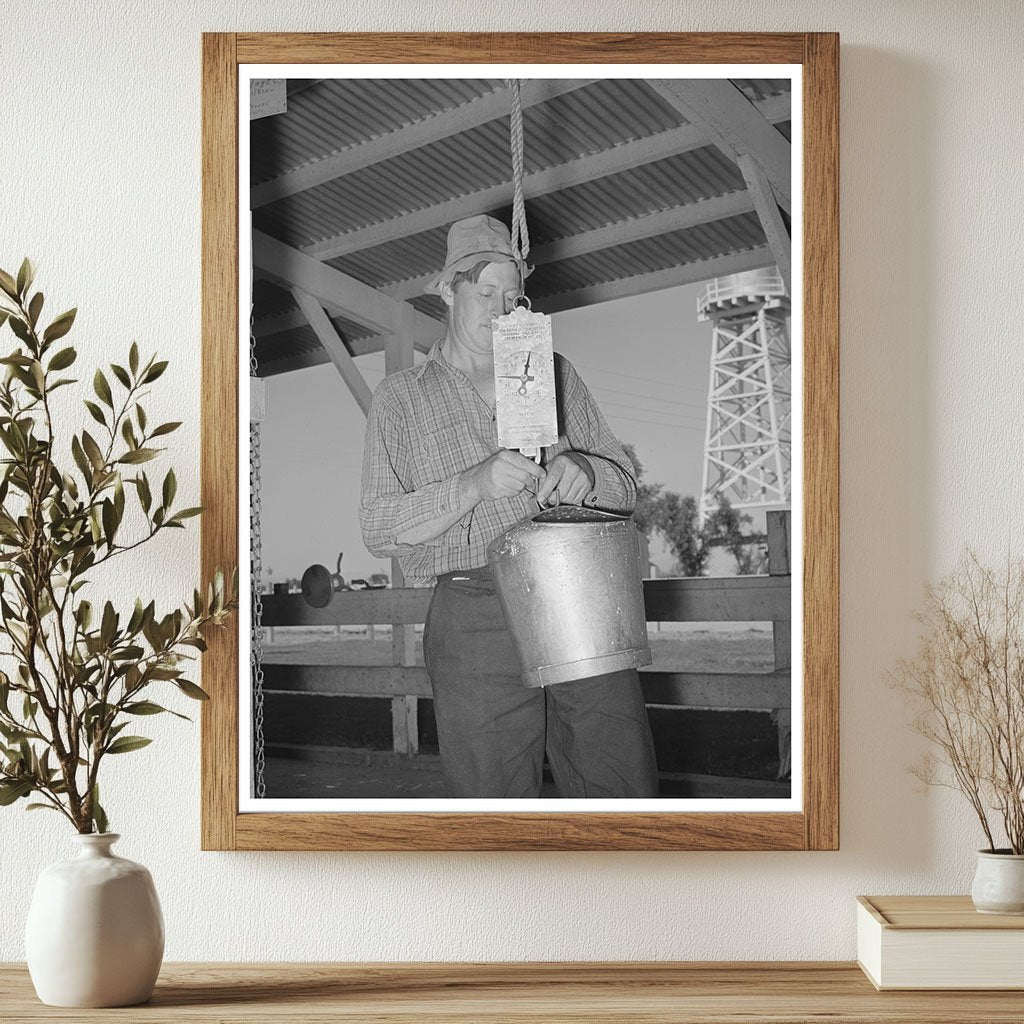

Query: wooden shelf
[3,962,1024,1022]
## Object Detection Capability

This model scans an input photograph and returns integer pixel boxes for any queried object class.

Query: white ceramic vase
[971,849,1024,915]
[25,833,164,1007]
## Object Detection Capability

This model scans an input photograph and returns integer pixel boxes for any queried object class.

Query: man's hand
[536,453,596,508]
[463,449,545,503]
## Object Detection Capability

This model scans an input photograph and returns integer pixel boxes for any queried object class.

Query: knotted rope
[506,79,530,297]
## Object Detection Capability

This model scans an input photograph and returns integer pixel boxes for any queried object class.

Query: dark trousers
[423,569,659,799]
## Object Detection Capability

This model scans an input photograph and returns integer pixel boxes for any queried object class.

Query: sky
[258,281,716,584]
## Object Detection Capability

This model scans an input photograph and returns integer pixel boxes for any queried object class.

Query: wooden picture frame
[201,32,838,851]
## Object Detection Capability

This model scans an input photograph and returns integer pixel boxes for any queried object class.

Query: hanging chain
[249,311,266,799]
[507,79,530,297]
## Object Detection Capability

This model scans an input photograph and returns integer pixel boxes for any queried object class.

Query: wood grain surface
[200,32,840,851]
[3,962,1022,1023]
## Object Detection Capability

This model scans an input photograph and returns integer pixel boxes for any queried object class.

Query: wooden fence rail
[258,510,793,776]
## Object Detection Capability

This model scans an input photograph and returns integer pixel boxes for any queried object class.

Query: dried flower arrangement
[894,552,1024,854]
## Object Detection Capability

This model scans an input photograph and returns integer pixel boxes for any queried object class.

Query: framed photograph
[201,32,838,850]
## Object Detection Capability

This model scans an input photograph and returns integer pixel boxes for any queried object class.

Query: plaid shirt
[359,342,637,585]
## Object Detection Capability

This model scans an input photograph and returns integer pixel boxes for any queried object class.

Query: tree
[620,443,662,537]
[621,443,707,576]
[703,494,768,575]
[621,443,766,577]
[654,491,708,577]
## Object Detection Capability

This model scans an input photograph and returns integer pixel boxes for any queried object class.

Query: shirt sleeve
[358,384,464,559]
[549,355,638,515]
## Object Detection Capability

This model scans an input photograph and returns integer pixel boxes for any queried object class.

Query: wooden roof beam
[537,245,774,315]
[252,229,441,348]
[383,191,757,301]
[251,79,595,209]
[252,299,437,358]
[649,80,792,213]
[254,346,332,378]
[738,154,791,295]
[290,287,373,415]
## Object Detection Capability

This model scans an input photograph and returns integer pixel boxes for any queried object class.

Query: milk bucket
[486,506,652,686]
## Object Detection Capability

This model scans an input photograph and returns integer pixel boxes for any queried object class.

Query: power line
[597,398,707,425]
[573,359,709,396]
[605,413,705,432]
[588,383,710,414]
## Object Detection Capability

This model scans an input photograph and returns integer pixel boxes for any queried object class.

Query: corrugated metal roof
[250,76,792,375]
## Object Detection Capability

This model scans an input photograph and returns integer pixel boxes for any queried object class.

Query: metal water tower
[697,267,791,525]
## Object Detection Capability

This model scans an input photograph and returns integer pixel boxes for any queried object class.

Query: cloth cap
[424,214,533,295]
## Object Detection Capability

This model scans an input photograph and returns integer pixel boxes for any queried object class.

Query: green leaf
[100,601,117,647]
[150,421,181,438]
[83,400,106,427]
[48,346,76,371]
[101,498,116,546]
[0,779,33,805]
[136,404,147,432]
[124,700,173,716]
[26,802,61,813]
[175,679,210,701]
[0,268,18,300]
[142,360,168,383]
[121,418,137,450]
[110,363,131,389]
[71,435,92,483]
[126,598,146,635]
[114,475,125,521]
[81,431,105,472]
[93,369,113,409]
[110,645,144,661]
[136,473,152,513]
[42,308,76,344]
[8,317,31,344]
[0,309,9,330]
[27,292,43,328]
[76,600,93,630]
[91,785,108,834]
[117,448,158,465]
[105,736,152,755]
[129,342,139,376]
[162,468,176,509]
[168,507,202,524]
[16,258,34,298]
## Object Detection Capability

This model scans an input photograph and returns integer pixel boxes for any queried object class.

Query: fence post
[386,304,418,757]
[767,509,791,781]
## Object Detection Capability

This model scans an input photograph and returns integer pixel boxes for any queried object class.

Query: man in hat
[359,214,658,799]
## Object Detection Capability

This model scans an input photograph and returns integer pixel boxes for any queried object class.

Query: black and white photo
[241,68,801,811]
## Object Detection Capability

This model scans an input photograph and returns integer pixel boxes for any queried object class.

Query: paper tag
[492,306,558,451]
[250,80,287,120]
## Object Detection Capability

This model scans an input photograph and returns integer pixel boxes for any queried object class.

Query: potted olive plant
[895,551,1024,914]
[0,260,236,1005]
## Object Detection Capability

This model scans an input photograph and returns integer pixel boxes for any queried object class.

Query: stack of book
[857,895,1024,990]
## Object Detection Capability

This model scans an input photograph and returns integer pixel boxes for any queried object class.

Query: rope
[249,312,266,800]
[506,79,530,295]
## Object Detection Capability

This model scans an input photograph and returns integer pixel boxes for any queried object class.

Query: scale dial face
[496,347,553,399]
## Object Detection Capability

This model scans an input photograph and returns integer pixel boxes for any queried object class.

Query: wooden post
[767,509,791,781]
[385,303,419,756]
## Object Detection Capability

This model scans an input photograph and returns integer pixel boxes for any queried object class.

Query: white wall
[2,0,1022,961]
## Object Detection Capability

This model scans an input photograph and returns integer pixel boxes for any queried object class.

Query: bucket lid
[531,506,630,524]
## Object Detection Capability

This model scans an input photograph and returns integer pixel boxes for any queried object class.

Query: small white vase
[25,833,164,1007]
[971,849,1024,915]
